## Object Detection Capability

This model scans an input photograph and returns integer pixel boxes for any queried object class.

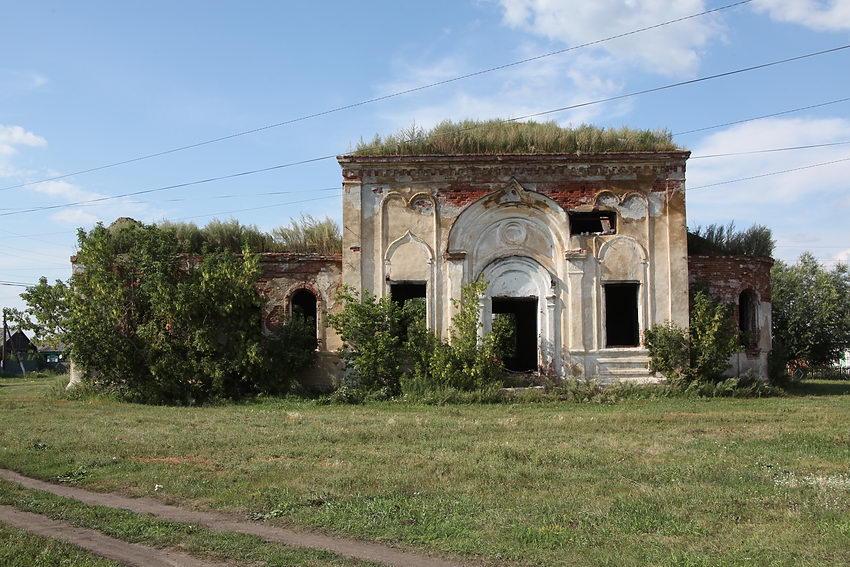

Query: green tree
[5,277,69,348]
[644,291,739,385]
[771,253,850,368]
[327,286,405,395]
[66,222,312,404]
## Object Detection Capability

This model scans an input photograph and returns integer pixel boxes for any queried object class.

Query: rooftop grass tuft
[353,120,682,155]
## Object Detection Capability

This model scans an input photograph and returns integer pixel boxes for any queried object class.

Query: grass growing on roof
[353,120,681,155]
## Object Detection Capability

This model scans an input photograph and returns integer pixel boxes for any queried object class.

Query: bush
[644,291,739,386]
[326,287,406,395]
[67,223,314,404]
[330,280,504,397]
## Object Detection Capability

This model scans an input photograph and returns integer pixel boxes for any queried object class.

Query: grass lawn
[0,375,848,566]
[0,523,121,567]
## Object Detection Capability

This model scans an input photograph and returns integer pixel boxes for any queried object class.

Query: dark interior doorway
[291,289,318,346]
[738,289,757,347]
[390,282,426,305]
[604,283,639,347]
[492,297,538,371]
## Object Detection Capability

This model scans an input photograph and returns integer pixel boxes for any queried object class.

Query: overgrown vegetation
[688,221,775,257]
[109,216,343,255]
[271,214,342,254]
[32,222,316,404]
[644,291,742,386]
[328,280,504,399]
[353,120,680,155]
[771,252,850,371]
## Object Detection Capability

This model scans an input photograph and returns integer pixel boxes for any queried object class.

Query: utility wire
[4,42,849,220]
[0,0,752,194]
[498,44,850,124]
[174,194,341,222]
[673,96,850,136]
[0,156,337,218]
[687,155,850,191]
[690,140,850,159]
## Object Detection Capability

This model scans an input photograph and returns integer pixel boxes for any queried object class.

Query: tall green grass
[353,120,681,155]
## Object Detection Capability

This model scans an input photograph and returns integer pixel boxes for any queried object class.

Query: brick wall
[688,254,773,303]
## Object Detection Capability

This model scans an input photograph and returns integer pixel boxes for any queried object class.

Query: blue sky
[2,0,849,310]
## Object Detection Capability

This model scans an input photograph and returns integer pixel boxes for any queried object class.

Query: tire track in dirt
[0,468,475,567]
[0,504,230,567]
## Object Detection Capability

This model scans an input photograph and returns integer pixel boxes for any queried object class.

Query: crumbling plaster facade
[338,152,694,381]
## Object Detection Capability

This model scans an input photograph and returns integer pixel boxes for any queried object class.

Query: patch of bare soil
[0,468,475,567]
[0,504,231,567]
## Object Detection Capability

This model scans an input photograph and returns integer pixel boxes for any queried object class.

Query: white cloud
[687,117,850,204]
[24,179,166,227]
[0,70,48,93]
[752,0,850,31]
[376,50,629,130]
[685,117,850,264]
[29,179,95,201]
[50,208,99,225]
[0,124,47,156]
[497,0,725,77]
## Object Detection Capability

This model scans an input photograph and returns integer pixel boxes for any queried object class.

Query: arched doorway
[291,288,318,347]
[480,256,559,373]
[738,289,758,347]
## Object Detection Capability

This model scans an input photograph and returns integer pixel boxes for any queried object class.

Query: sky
[2,0,850,311]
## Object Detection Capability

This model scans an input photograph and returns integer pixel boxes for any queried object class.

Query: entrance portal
[492,297,538,372]
[291,289,318,348]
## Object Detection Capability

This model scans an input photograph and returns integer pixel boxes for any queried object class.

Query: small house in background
[0,330,40,376]
[38,344,67,371]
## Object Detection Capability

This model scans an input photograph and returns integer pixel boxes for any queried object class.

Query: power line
[500,43,850,124]
[0,0,752,194]
[0,156,337,218]
[673,96,850,136]
[5,42,850,221]
[174,193,341,222]
[0,187,341,213]
[688,155,850,191]
[690,140,850,159]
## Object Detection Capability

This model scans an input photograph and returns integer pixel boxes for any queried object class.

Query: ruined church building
[259,151,772,387]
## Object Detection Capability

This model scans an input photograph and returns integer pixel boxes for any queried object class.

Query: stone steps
[594,355,653,381]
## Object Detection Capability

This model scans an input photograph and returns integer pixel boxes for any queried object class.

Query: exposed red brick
[688,255,773,303]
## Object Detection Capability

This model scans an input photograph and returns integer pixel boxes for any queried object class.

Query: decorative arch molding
[596,236,649,351]
[384,230,434,264]
[478,255,562,374]
[594,190,649,220]
[446,178,570,281]
[378,191,439,292]
[598,235,648,267]
[383,230,437,329]
[280,281,326,348]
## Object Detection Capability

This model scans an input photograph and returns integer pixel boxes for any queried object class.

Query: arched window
[291,289,318,347]
[738,289,757,347]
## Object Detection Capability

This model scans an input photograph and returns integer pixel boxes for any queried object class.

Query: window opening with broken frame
[569,211,617,235]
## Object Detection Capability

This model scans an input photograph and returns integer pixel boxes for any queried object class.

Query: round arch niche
[479,256,560,373]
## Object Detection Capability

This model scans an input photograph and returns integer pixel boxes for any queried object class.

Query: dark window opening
[492,297,538,371]
[391,283,427,340]
[291,289,318,347]
[738,289,757,347]
[390,282,426,305]
[570,211,616,235]
[605,283,639,347]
